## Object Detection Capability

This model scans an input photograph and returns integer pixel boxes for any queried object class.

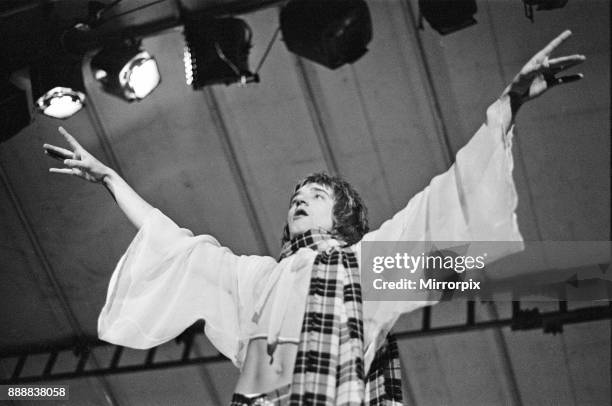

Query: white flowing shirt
[98,100,523,373]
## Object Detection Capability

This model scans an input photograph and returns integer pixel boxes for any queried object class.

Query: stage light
[36,88,85,119]
[183,16,258,89]
[279,0,372,70]
[419,0,478,35]
[0,81,31,142]
[91,41,161,101]
[30,54,86,120]
[522,0,568,21]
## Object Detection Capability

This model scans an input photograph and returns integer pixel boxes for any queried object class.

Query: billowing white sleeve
[359,100,524,369]
[362,99,522,246]
[98,208,271,362]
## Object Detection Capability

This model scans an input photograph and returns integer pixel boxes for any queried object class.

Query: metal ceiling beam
[2,302,610,384]
[480,303,524,406]
[348,63,397,210]
[184,341,223,405]
[399,0,454,164]
[202,88,272,256]
[0,1,46,19]
[292,55,340,176]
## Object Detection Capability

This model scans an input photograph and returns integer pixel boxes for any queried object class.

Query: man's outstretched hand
[503,30,585,113]
[43,127,111,184]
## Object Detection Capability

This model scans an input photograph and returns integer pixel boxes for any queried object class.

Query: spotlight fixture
[30,54,86,120]
[0,81,31,142]
[183,16,258,89]
[91,40,161,101]
[279,0,372,70]
[522,0,569,21]
[419,0,478,35]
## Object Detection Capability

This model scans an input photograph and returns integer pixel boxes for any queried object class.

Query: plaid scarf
[279,230,403,406]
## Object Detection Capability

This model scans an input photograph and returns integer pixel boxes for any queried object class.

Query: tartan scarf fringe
[280,231,402,406]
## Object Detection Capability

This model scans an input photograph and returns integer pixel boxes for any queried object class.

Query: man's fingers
[43,144,74,161]
[540,29,572,57]
[547,55,586,72]
[546,73,584,88]
[49,168,74,175]
[556,73,584,85]
[63,159,87,169]
[58,126,82,150]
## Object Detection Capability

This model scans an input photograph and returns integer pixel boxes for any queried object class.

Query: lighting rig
[91,39,161,101]
[418,0,569,34]
[418,0,478,35]
[522,0,569,22]
[2,0,383,127]
[182,14,258,88]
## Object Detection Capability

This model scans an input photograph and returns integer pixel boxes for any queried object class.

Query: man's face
[287,182,335,238]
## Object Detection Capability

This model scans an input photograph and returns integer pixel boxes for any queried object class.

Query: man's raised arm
[358,30,585,247]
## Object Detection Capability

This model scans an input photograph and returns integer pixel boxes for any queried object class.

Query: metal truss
[1,300,610,384]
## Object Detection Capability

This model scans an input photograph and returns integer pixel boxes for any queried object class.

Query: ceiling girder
[2,301,610,384]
